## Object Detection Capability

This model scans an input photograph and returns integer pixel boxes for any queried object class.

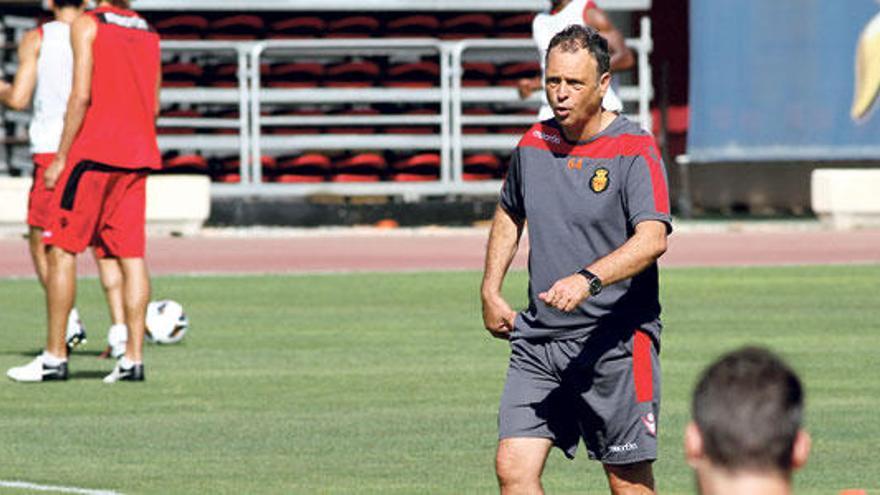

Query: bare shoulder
[72,14,98,35]
[19,28,42,56]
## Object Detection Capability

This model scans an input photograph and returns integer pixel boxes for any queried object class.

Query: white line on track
[0,480,122,495]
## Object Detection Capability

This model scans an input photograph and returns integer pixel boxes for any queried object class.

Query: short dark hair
[692,347,805,473]
[546,24,611,79]
[53,0,86,8]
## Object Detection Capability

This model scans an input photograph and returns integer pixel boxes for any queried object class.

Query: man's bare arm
[0,29,41,110]
[44,15,96,189]
[586,7,635,72]
[540,221,667,312]
[481,205,525,338]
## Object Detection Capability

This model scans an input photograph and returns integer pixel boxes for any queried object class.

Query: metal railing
[2,18,654,198]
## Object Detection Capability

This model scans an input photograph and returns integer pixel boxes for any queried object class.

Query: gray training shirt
[500,115,672,342]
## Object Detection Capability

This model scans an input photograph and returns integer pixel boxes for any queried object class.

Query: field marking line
[0,480,122,495]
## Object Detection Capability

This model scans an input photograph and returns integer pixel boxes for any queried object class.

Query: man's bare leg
[496,437,553,495]
[604,461,655,495]
[28,226,49,288]
[45,246,77,358]
[95,254,126,326]
[119,257,150,363]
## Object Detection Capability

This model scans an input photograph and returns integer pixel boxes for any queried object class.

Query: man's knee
[496,438,550,494]
[604,461,655,495]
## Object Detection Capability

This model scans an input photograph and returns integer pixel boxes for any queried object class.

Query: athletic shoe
[6,352,68,382]
[103,359,144,383]
[65,308,87,351]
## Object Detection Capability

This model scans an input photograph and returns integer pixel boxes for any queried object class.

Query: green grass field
[1,265,878,494]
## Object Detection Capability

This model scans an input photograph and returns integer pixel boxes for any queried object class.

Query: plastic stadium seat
[324,61,380,88]
[269,16,326,39]
[497,61,541,86]
[386,15,439,37]
[267,63,324,88]
[336,153,386,172]
[163,153,207,171]
[462,62,497,87]
[276,174,325,183]
[327,15,380,38]
[208,15,265,40]
[386,61,440,88]
[216,173,241,183]
[154,15,208,40]
[440,14,494,39]
[463,153,502,180]
[391,153,440,182]
[162,62,203,87]
[496,13,534,38]
[277,153,332,171]
[332,174,381,183]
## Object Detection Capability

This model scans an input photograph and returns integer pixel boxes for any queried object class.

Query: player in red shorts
[6,0,162,383]
[0,0,129,357]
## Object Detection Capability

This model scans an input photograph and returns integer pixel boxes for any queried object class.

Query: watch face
[589,277,602,294]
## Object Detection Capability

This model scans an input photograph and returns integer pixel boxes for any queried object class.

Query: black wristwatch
[577,269,603,296]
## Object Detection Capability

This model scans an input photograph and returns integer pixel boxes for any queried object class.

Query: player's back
[31,21,73,154]
[72,5,160,170]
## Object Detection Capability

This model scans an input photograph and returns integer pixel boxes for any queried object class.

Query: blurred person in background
[519,0,635,119]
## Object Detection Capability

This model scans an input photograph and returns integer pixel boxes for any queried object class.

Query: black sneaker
[7,353,69,382]
[103,361,144,383]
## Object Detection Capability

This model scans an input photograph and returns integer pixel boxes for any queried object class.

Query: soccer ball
[145,300,189,344]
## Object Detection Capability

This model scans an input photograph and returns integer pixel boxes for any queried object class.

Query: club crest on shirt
[590,167,610,193]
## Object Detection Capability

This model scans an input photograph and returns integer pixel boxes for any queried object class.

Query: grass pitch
[0,265,878,494]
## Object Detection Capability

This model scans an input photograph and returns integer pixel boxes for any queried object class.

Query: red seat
[391,173,436,182]
[462,173,495,181]
[497,13,534,38]
[164,153,207,170]
[324,61,380,87]
[462,62,497,87]
[440,14,494,39]
[208,15,265,40]
[391,153,440,181]
[276,174,325,183]
[154,15,208,40]
[464,154,502,177]
[497,61,541,86]
[215,173,241,183]
[332,174,381,183]
[386,15,439,37]
[269,16,326,39]
[268,63,324,88]
[162,62,203,87]
[277,153,332,172]
[327,15,380,38]
[385,61,440,88]
[337,153,386,172]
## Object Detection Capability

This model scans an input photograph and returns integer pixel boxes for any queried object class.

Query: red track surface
[0,228,878,278]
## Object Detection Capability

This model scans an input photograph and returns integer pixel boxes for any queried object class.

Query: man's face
[545,46,609,133]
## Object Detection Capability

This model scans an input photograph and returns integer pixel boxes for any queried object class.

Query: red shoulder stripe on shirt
[518,122,670,214]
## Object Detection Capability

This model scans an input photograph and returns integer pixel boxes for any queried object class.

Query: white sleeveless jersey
[532,0,623,118]
[30,21,73,154]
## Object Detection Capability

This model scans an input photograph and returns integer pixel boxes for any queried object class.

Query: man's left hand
[538,273,590,312]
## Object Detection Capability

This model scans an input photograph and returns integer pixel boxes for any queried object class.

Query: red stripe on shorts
[633,330,653,403]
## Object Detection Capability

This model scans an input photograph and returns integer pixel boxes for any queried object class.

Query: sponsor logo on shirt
[532,129,561,145]
[608,442,638,453]
[102,12,150,32]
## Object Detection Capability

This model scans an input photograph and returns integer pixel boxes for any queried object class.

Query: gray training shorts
[498,328,661,464]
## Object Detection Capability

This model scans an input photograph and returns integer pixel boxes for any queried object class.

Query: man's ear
[684,421,705,468]
[598,71,611,94]
[791,429,811,470]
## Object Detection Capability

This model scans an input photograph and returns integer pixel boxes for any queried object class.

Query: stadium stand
[1,1,653,199]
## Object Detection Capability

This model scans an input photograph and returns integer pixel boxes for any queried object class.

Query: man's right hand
[482,294,518,340]
[44,156,66,190]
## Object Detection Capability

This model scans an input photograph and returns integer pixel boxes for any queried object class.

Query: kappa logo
[608,442,638,453]
[641,412,657,437]
[590,167,610,193]
[532,129,561,145]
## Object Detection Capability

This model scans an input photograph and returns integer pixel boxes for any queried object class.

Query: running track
[1,226,879,278]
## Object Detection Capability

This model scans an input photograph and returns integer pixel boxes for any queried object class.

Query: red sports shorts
[43,158,149,258]
[28,153,57,229]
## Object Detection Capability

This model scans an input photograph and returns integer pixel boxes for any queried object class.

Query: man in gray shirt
[481,24,670,495]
